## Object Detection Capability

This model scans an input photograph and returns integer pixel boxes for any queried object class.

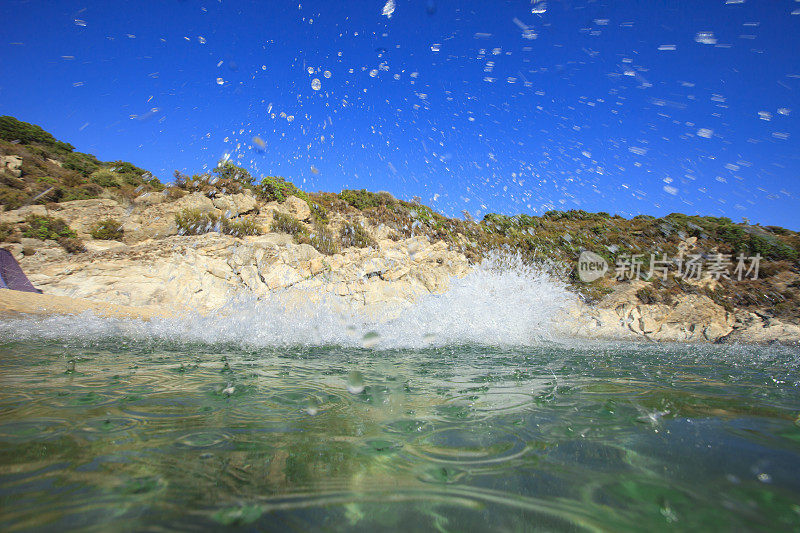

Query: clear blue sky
[1,0,798,228]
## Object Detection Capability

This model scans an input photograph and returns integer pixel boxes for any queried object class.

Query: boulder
[282,196,311,221]
[133,192,167,206]
[0,155,23,178]
[213,193,258,217]
[0,204,47,224]
[46,199,127,238]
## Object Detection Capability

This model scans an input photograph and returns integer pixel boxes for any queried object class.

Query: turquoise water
[0,337,799,531]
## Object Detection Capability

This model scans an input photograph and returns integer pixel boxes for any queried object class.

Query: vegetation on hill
[1,116,798,322]
[0,116,163,210]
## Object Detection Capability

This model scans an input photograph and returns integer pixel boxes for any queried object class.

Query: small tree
[213,161,254,185]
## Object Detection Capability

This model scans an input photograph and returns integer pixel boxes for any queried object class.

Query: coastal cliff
[1,116,799,343]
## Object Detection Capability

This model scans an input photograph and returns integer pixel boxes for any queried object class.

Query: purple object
[0,248,42,293]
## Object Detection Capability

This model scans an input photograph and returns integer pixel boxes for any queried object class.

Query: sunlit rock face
[19,230,470,317]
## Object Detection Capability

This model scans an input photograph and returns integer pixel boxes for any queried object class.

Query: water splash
[0,255,577,349]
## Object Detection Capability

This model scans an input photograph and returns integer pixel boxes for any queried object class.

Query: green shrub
[175,208,261,238]
[0,188,28,210]
[63,152,100,178]
[256,176,304,203]
[0,222,13,242]
[309,201,328,224]
[22,215,84,253]
[213,161,255,185]
[90,169,120,188]
[271,211,306,237]
[339,189,389,210]
[22,215,77,240]
[340,221,376,248]
[310,224,339,255]
[175,209,220,235]
[0,116,75,153]
[221,217,262,238]
[90,218,124,241]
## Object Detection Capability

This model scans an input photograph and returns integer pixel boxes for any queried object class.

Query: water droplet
[311,78,321,91]
[361,331,381,348]
[323,70,332,79]
[347,371,365,394]
[369,69,378,78]
[307,66,314,75]
[305,396,320,415]
[216,78,224,86]
[381,0,396,18]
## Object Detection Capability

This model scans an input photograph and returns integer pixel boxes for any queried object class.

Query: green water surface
[0,338,799,531]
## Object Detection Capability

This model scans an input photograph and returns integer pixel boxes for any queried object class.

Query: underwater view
[1,334,799,531]
[1,0,800,531]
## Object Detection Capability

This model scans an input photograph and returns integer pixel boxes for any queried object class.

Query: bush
[340,221,376,248]
[175,208,261,238]
[0,116,75,153]
[310,224,339,255]
[270,211,306,237]
[22,215,84,253]
[90,218,124,241]
[339,189,390,210]
[90,169,120,188]
[0,222,13,242]
[22,215,77,240]
[175,209,220,235]
[63,152,100,178]
[256,176,304,203]
[221,217,262,238]
[213,161,255,185]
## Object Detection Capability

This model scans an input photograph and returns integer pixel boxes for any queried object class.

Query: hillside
[1,116,799,326]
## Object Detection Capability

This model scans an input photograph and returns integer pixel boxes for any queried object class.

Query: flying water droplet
[362,331,381,348]
[311,78,321,91]
[216,78,224,86]
[381,0,395,18]
[347,371,365,394]
[305,396,320,415]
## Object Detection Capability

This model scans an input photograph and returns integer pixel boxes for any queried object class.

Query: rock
[133,192,167,206]
[0,205,47,224]
[282,196,311,221]
[125,192,220,242]
[18,238,67,262]
[83,240,128,253]
[213,193,258,217]
[46,158,63,168]
[47,199,127,238]
[0,155,23,178]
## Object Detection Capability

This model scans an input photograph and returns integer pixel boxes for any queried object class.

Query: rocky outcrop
[1,192,797,344]
[17,231,469,317]
[0,155,23,178]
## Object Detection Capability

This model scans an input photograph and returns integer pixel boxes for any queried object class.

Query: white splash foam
[0,255,578,349]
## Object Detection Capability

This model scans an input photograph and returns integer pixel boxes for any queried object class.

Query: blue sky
[1,0,798,228]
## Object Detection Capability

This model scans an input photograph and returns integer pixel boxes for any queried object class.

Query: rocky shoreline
[2,193,798,345]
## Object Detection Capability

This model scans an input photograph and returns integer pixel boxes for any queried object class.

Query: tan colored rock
[282,196,311,221]
[0,204,47,224]
[0,155,23,177]
[46,199,127,238]
[213,193,258,217]
[133,192,167,206]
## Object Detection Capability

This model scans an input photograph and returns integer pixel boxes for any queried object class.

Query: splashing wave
[0,255,578,349]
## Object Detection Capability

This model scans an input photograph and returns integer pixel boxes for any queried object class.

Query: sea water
[0,264,799,531]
